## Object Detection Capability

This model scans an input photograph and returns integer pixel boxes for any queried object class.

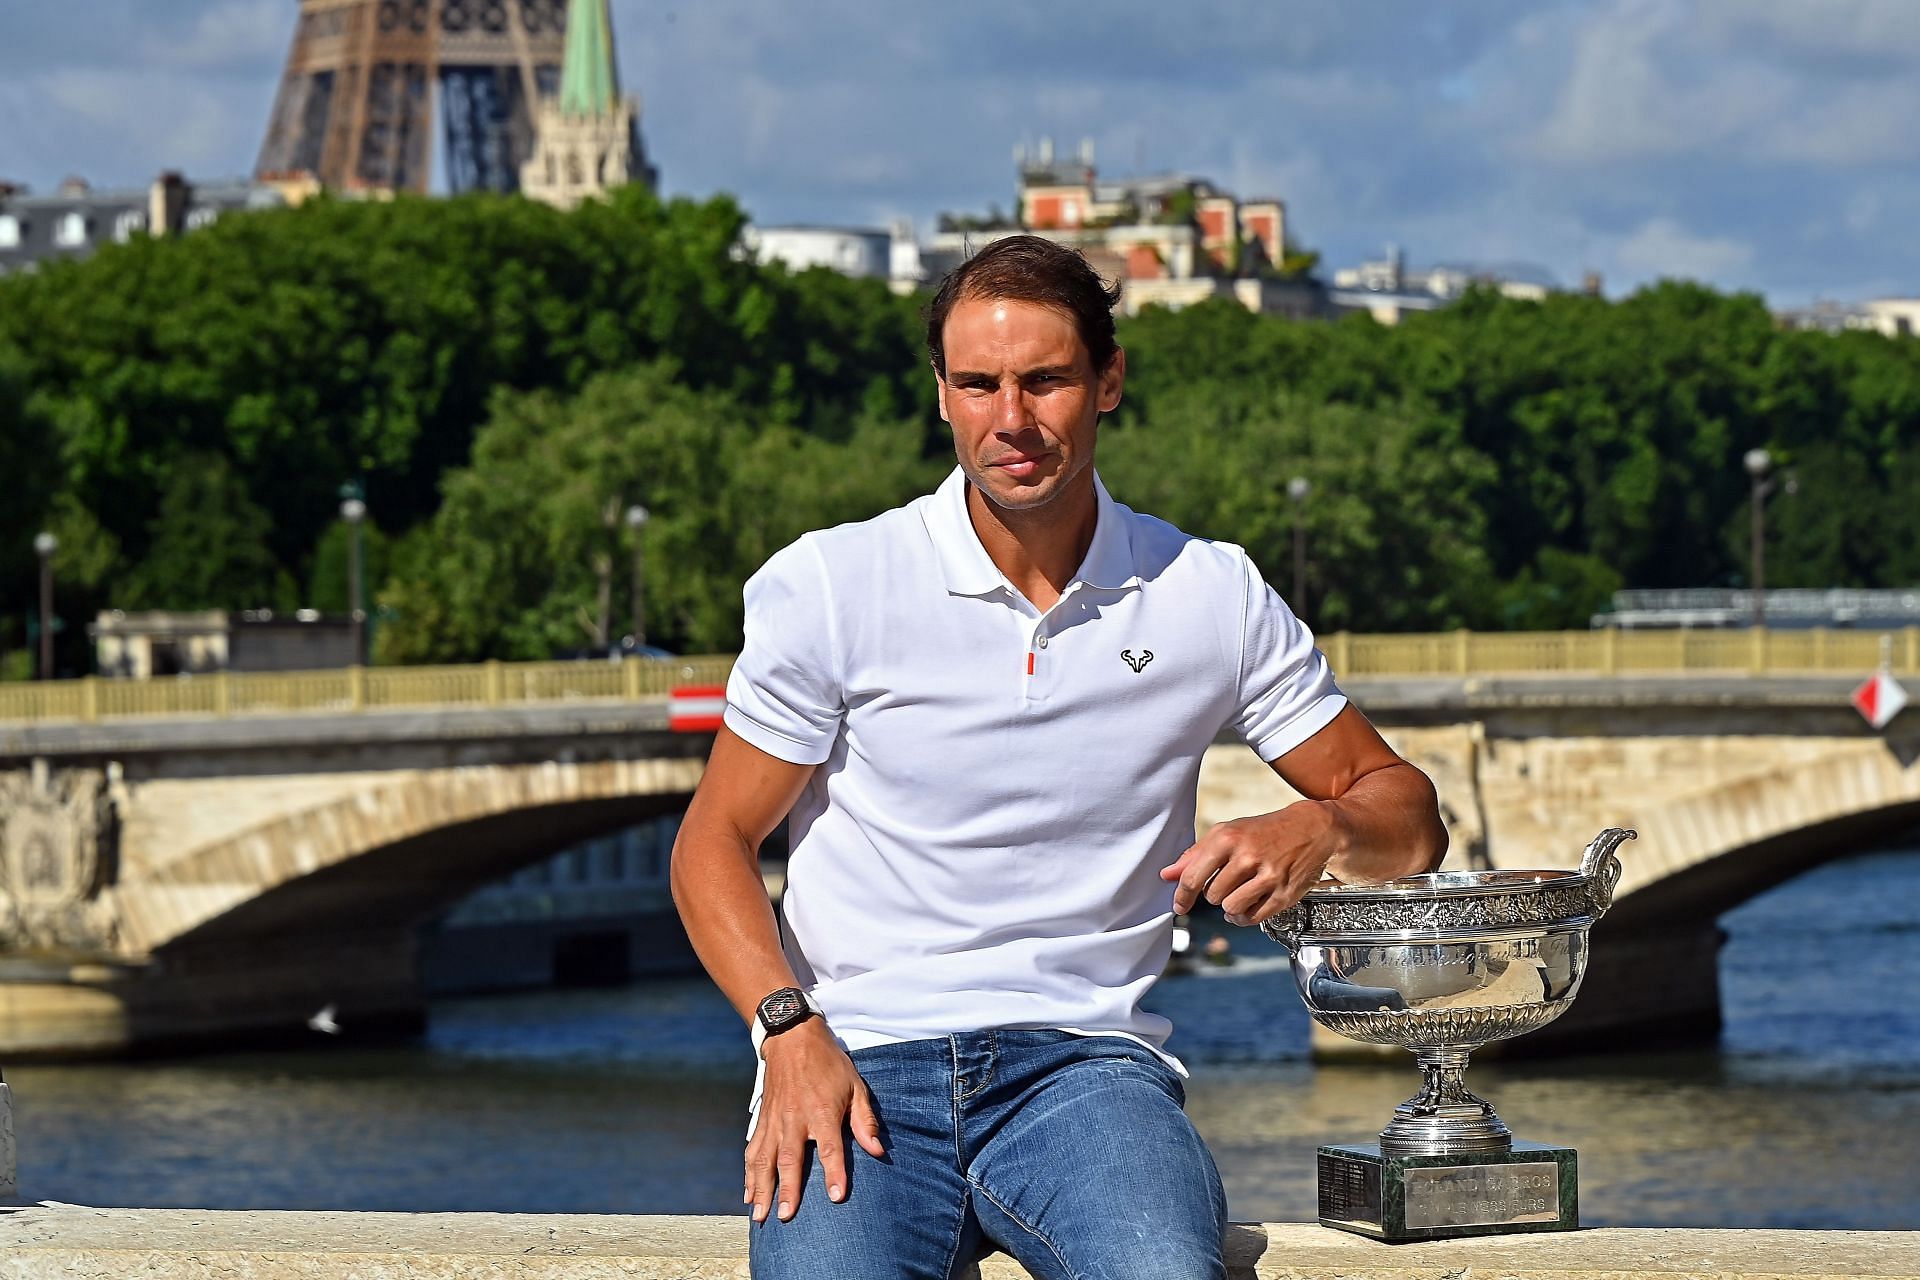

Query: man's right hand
[747,1018,886,1224]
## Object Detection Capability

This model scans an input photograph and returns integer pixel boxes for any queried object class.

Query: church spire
[521,0,657,208]
[559,0,619,119]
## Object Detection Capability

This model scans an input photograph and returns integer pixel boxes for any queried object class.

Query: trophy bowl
[1260,828,1635,1239]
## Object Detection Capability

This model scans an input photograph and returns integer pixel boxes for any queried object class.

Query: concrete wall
[1,1208,1915,1279]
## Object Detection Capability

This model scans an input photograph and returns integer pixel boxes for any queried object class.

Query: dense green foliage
[378,364,938,662]
[0,187,926,669]
[3,187,1919,673]
[1100,391,1498,631]
[1115,290,1920,628]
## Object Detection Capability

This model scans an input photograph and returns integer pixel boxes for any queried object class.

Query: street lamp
[33,531,56,681]
[340,493,367,665]
[1744,448,1794,630]
[1286,476,1311,619]
[625,503,650,649]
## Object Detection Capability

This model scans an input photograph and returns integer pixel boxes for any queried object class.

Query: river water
[10,845,1920,1228]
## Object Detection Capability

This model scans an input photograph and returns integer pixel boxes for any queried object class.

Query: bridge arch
[1502,738,1920,1053]
[117,754,708,955]
[1608,739,1920,931]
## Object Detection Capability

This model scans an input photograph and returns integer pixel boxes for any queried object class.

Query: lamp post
[1286,476,1310,619]
[1744,448,1779,629]
[625,503,650,649]
[340,491,367,665]
[33,531,56,681]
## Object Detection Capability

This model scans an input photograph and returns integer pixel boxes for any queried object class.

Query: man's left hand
[1161,800,1350,926]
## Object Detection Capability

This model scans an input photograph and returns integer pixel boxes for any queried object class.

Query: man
[671,235,1447,1279]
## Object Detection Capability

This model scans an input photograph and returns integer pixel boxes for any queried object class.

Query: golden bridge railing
[2,630,1917,727]
[0,655,739,726]
[1327,627,1920,679]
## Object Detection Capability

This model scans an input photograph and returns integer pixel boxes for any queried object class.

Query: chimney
[150,171,189,237]
[58,175,91,197]
[1582,271,1604,297]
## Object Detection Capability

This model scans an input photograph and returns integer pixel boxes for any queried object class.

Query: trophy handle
[1260,902,1307,952]
[1578,827,1635,919]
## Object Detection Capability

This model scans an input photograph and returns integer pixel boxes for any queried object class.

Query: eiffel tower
[256,0,573,195]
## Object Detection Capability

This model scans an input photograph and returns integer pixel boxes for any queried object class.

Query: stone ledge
[0,675,1891,761]
[1,1208,1916,1279]
[0,701,679,762]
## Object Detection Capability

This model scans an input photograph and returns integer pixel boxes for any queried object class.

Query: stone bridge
[0,675,1914,1057]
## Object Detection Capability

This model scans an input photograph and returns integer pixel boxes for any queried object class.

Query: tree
[1277,246,1321,279]
[0,187,928,630]
[377,363,940,662]
[0,348,58,678]
[1496,548,1623,631]
[307,518,391,617]
[10,190,1920,661]
[1098,388,1498,632]
[1157,188,1198,227]
[118,454,292,611]
[1400,282,1783,589]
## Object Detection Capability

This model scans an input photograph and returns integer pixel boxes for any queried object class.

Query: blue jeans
[748,1030,1228,1280]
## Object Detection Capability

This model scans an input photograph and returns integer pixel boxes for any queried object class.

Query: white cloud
[142,0,291,72]
[1843,191,1883,236]
[1526,0,1793,166]
[1762,80,1920,166]
[8,0,1920,304]
[1520,0,1920,171]
[1613,217,1754,283]
[30,68,264,184]
[1705,0,1920,62]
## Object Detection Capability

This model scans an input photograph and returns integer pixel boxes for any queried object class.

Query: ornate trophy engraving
[1262,828,1635,1242]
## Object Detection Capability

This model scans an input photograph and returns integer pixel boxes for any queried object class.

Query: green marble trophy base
[1316,1141,1578,1243]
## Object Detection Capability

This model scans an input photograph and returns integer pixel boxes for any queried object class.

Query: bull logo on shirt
[1120,649,1153,674]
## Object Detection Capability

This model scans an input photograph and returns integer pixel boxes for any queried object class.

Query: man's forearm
[1322,760,1448,884]
[670,728,820,1025]
[669,821,800,1024]
[673,810,883,1226]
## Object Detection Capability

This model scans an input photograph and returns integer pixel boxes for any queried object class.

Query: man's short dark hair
[926,235,1124,380]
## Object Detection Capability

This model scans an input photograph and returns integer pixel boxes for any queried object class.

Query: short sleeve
[1229,550,1347,761]
[724,537,844,765]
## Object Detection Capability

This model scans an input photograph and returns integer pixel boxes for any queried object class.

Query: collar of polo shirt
[922,467,1140,600]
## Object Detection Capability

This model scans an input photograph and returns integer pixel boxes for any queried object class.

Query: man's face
[936,295,1125,513]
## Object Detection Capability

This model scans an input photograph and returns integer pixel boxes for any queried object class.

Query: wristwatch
[751,986,822,1057]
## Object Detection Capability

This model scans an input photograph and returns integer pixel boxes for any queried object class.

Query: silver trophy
[1262,828,1635,1242]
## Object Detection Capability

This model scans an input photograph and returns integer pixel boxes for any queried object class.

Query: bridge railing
[2,630,1916,726]
[1329,626,1920,680]
[0,655,739,726]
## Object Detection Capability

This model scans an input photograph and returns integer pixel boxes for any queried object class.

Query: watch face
[760,988,808,1031]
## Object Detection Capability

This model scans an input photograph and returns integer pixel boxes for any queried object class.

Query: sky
[3,0,1918,305]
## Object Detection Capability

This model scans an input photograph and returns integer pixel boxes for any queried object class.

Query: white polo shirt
[724,467,1345,1065]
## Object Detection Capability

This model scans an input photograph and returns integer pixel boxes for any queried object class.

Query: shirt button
[1035,635,1049,649]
